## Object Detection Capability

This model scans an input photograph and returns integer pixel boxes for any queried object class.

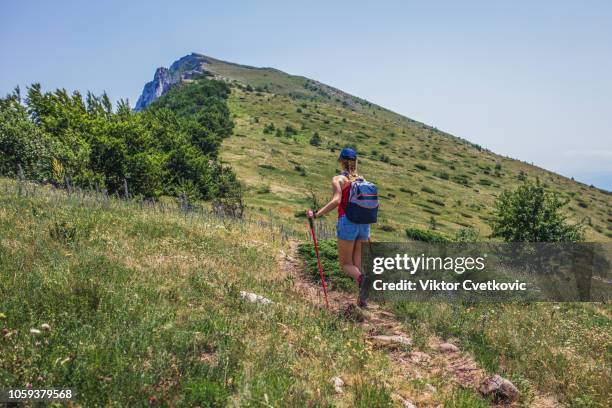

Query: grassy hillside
[179,56,612,241]
[0,178,423,406]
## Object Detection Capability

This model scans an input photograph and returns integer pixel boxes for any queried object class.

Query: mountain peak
[134,53,209,111]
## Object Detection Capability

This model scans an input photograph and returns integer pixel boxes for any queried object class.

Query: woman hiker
[307,147,372,307]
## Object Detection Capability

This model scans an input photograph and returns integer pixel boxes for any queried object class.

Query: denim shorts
[336,215,370,241]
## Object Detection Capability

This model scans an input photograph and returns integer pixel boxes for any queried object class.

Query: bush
[1,79,241,202]
[453,227,480,242]
[427,198,445,207]
[211,169,244,218]
[421,186,436,194]
[285,125,297,136]
[490,181,584,242]
[294,165,307,176]
[309,132,321,146]
[405,227,449,243]
[263,123,275,134]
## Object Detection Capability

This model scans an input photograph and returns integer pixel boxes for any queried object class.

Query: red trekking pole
[307,216,330,309]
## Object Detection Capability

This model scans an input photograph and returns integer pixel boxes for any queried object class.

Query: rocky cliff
[134,53,209,111]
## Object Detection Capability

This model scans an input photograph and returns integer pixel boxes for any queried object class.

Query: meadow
[218,81,610,242]
[1,178,502,407]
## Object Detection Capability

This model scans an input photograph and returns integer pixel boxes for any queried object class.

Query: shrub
[415,163,427,171]
[452,174,471,186]
[428,216,438,230]
[263,123,275,134]
[256,184,270,194]
[294,165,307,176]
[405,227,449,243]
[453,227,480,242]
[399,187,416,195]
[427,198,446,207]
[285,125,297,136]
[421,186,436,194]
[490,181,584,242]
[309,132,321,146]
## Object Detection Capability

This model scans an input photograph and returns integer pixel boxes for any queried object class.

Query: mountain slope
[137,53,611,241]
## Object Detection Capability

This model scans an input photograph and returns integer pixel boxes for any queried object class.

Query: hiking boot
[357,274,368,308]
[357,297,368,309]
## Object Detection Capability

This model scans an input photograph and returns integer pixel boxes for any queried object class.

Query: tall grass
[393,302,611,407]
[0,179,399,406]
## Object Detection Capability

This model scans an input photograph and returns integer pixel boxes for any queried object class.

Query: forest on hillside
[0,78,243,214]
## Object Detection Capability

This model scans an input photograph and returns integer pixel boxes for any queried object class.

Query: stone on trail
[369,334,412,348]
[438,342,459,353]
[479,374,520,402]
[402,399,417,408]
[408,351,431,363]
[394,394,417,408]
[332,376,344,394]
[240,291,273,305]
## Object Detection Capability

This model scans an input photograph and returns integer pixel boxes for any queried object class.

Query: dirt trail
[279,241,558,407]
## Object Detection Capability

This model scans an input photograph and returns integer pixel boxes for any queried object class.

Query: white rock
[369,335,412,348]
[240,291,273,305]
[332,376,344,394]
[438,342,459,352]
[395,394,418,408]
[479,374,520,402]
[41,323,51,331]
[408,351,431,363]
[29,328,41,335]
[402,400,417,408]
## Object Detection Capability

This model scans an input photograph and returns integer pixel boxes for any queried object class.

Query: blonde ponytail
[340,158,360,182]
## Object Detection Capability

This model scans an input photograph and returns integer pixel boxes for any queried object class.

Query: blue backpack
[345,178,379,224]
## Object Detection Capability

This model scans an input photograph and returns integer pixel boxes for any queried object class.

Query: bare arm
[307,176,343,219]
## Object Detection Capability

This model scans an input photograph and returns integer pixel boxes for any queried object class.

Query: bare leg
[352,240,366,277]
[337,239,361,281]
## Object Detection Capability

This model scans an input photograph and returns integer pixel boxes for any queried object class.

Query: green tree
[0,89,56,180]
[1,77,241,204]
[489,181,583,242]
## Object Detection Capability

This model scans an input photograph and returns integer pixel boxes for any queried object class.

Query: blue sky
[1,0,611,189]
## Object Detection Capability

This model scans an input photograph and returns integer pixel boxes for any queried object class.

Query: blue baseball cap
[339,147,357,160]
